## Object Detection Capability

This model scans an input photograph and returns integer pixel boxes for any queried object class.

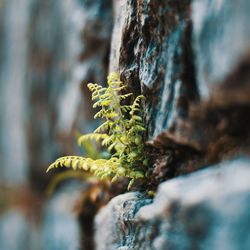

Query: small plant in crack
[47,72,149,190]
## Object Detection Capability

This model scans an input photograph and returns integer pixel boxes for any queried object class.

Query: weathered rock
[26,0,112,186]
[110,0,250,154]
[95,158,250,250]
[109,0,198,144]
[95,192,152,250]
[154,0,250,151]
[1,0,250,249]
[192,0,250,104]
[42,182,83,250]
[0,0,112,186]
[0,0,31,184]
[0,209,39,250]
[0,0,112,249]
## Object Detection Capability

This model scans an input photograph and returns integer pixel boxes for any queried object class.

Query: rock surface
[95,158,250,250]
[1,0,250,249]
[0,0,112,186]
[42,182,83,250]
[110,0,198,144]
[192,0,250,103]
[0,1,112,249]
[110,0,250,153]
[0,209,38,250]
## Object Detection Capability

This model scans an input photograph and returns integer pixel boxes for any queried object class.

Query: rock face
[95,158,250,250]
[110,0,198,144]
[110,0,250,153]
[0,0,112,186]
[0,210,37,250]
[42,182,83,250]
[1,0,250,249]
[192,0,250,102]
[0,1,112,249]
[95,192,152,250]
[95,0,250,249]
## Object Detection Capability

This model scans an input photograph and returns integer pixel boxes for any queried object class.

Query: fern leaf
[94,121,111,133]
[135,125,146,131]
[112,85,127,92]
[48,72,148,190]
[132,115,143,122]
[101,134,115,146]
[108,142,118,152]
[119,93,133,99]
[78,133,108,146]
[94,110,103,119]
[47,156,88,172]
[93,98,111,108]
[127,179,134,190]
[107,72,121,84]
[93,99,103,108]
[105,111,118,119]
[130,95,145,115]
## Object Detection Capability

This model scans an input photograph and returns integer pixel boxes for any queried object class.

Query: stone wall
[94,0,250,249]
[0,0,112,187]
[0,1,112,249]
[1,0,250,249]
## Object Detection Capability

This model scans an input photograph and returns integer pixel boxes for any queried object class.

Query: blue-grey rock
[42,182,83,250]
[192,0,250,104]
[95,158,250,250]
[95,192,152,250]
[0,209,38,250]
[109,0,198,143]
[0,0,112,185]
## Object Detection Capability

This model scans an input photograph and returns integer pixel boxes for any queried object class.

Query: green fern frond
[78,133,109,147]
[119,93,133,99]
[94,121,111,133]
[47,156,90,172]
[130,95,145,116]
[47,72,148,190]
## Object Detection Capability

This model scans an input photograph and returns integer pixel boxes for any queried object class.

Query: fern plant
[47,72,148,189]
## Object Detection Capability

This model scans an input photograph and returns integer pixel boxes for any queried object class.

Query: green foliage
[47,72,148,189]
[46,141,102,196]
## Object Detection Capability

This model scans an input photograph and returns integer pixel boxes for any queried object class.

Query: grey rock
[25,0,112,182]
[42,182,83,250]
[0,0,31,184]
[0,0,112,249]
[110,0,250,152]
[0,209,38,250]
[95,192,152,250]
[0,0,112,184]
[95,158,250,250]
[192,0,250,103]
[109,0,198,143]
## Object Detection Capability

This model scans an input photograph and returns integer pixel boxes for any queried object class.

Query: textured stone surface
[0,0,112,186]
[192,0,250,103]
[109,0,198,143]
[155,0,250,151]
[95,192,152,250]
[0,0,112,249]
[0,210,38,250]
[42,182,83,250]
[1,0,250,249]
[95,158,250,250]
[26,0,112,186]
[0,0,31,183]
[95,2,250,248]
[110,0,250,154]
[0,181,84,250]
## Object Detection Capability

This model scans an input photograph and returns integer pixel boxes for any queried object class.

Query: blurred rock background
[1,0,250,250]
[0,0,111,249]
